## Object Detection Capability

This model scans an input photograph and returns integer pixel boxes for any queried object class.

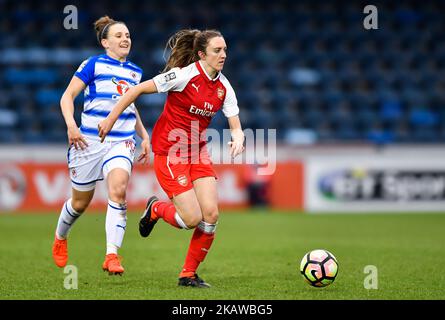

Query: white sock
[175,212,190,230]
[107,243,119,255]
[198,220,218,234]
[55,198,81,240]
[105,200,127,255]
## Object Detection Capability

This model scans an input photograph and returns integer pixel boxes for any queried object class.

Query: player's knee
[202,205,219,224]
[71,198,89,214]
[184,214,203,229]
[108,183,127,203]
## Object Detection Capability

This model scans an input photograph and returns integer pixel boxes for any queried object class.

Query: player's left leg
[178,176,218,288]
[101,141,134,275]
[102,166,130,275]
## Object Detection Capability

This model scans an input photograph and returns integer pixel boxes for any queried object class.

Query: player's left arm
[227,115,245,158]
[134,108,150,164]
[221,76,244,158]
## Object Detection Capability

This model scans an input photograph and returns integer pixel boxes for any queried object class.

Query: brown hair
[162,29,223,72]
[93,15,125,45]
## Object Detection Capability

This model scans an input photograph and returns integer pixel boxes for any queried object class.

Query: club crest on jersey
[112,77,130,95]
[217,87,225,100]
[164,72,176,82]
[177,174,188,186]
[130,71,137,79]
[71,169,77,178]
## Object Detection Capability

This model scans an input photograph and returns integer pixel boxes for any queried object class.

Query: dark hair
[163,29,223,72]
[93,15,126,45]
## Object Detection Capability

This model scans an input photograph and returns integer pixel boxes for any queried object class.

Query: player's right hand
[68,125,88,150]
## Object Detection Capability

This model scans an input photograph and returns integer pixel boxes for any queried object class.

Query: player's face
[103,23,131,61]
[203,36,227,73]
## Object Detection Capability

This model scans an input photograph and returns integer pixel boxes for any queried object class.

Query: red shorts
[153,154,217,198]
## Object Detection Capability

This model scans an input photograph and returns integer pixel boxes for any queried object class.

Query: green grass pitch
[0,210,444,300]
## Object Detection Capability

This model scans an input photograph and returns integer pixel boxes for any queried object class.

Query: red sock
[180,227,215,278]
[152,201,180,229]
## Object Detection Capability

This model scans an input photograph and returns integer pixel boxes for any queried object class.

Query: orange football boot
[52,235,68,268]
[102,254,124,275]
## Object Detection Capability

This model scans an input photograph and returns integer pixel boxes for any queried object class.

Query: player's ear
[197,50,206,60]
[101,38,109,49]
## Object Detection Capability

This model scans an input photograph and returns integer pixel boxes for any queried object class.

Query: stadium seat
[0,0,444,144]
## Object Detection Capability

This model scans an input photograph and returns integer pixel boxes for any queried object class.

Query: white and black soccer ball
[300,249,338,287]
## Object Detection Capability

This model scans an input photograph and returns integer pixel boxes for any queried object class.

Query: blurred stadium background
[1,0,445,212]
[2,0,445,144]
[1,0,445,300]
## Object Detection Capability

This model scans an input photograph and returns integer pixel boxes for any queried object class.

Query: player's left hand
[137,139,151,165]
[228,140,245,158]
[98,118,114,143]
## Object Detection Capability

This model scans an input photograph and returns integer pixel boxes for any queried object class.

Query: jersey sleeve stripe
[74,72,89,85]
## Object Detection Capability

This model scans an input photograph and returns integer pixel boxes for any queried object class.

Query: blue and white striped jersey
[74,54,143,141]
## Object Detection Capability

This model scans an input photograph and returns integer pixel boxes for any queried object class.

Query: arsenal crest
[217,88,225,100]
[177,174,188,186]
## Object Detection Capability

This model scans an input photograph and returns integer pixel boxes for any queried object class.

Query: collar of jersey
[102,54,129,65]
[196,60,221,82]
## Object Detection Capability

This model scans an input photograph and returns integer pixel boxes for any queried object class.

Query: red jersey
[151,61,239,160]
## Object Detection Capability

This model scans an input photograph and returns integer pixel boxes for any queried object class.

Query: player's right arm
[98,66,192,142]
[98,79,158,142]
[60,76,88,150]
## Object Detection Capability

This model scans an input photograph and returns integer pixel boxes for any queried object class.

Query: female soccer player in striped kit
[98,29,245,287]
[52,16,150,275]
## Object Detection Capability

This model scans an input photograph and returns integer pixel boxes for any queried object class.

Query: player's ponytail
[162,29,223,72]
[94,15,124,45]
[162,29,200,72]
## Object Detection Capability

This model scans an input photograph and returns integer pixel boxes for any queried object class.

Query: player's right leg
[139,190,202,236]
[139,154,202,237]
[52,188,95,267]
[52,138,105,268]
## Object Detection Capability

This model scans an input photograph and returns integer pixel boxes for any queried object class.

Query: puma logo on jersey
[191,83,200,93]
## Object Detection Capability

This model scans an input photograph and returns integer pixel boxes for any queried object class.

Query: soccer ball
[300,249,338,287]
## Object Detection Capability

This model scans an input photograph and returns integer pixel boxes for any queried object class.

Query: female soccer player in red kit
[98,29,245,287]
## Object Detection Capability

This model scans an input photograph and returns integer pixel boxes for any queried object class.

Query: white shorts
[67,136,136,192]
